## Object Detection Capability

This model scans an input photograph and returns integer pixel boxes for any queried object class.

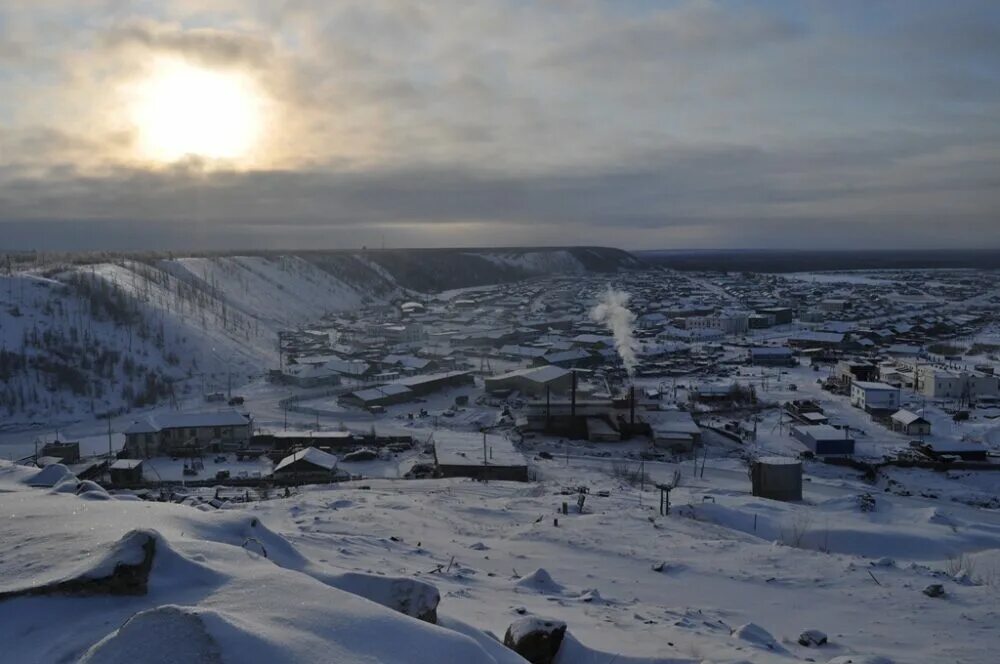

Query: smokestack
[571,370,577,422]
[630,385,635,425]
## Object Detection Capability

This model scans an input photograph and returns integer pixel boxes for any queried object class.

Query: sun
[130,58,265,163]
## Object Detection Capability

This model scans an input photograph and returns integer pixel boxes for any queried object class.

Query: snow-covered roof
[792,425,851,441]
[110,459,142,470]
[491,365,571,384]
[852,381,898,392]
[274,447,338,473]
[891,409,927,425]
[433,431,526,468]
[123,410,249,434]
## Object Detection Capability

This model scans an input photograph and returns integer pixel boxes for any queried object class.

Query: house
[890,409,931,436]
[484,366,572,397]
[850,381,900,412]
[271,447,343,483]
[123,410,251,458]
[109,459,143,486]
[432,430,528,481]
[791,425,855,455]
[749,347,795,366]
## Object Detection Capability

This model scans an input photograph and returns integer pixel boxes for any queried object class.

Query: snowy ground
[3,437,999,663]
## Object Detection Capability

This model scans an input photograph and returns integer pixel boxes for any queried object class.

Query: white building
[684,312,749,336]
[850,381,901,412]
[915,364,999,401]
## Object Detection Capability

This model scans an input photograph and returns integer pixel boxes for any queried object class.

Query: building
[271,447,343,483]
[791,425,855,455]
[915,365,1000,402]
[339,383,413,409]
[835,361,878,387]
[684,312,749,336]
[254,430,356,453]
[850,381,901,412]
[890,409,931,437]
[484,366,572,397]
[756,307,794,326]
[649,411,702,452]
[123,411,251,458]
[109,459,143,486]
[586,417,620,442]
[432,430,528,481]
[41,441,80,463]
[749,347,796,366]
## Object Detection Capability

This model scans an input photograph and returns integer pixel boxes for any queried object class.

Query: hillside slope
[0,247,636,427]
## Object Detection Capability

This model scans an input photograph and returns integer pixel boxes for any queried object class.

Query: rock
[923,583,945,598]
[515,568,564,594]
[79,605,222,664]
[799,629,828,647]
[652,561,666,572]
[731,623,786,653]
[872,557,895,568]
[0,529,156,601]
[326,572,440,623]
[503,617,567,664]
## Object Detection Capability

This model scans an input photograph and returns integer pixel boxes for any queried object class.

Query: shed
[585,417,620,442]
[890,409,931,437]
[750,457,803,501]
[272,447,342,483]
[791,425,855,455]
[110,459,143,486]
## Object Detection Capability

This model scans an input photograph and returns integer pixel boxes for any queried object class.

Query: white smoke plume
[590,286,638,378]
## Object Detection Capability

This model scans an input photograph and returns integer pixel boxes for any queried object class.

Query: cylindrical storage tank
[751,457,802,501]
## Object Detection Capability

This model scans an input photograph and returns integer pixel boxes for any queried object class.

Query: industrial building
[749,347,795,366]
[791,425,855,455]
[432,431,528,481]
[484,365,572,397]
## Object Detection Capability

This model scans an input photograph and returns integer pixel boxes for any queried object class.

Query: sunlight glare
[130,58,265,163]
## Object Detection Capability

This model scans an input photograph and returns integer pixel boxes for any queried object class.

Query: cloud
[0,1,998,250]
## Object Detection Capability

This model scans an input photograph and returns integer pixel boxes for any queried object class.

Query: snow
[274,447,338,472]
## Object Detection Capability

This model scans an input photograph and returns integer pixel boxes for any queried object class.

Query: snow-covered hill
[0,248,636,427]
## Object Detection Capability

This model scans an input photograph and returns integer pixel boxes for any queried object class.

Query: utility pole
[108,415,113,460]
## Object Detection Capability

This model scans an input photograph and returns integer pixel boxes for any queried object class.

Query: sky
[1,0,999,252]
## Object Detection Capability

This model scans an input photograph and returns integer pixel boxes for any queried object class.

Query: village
[20,266,1000,509]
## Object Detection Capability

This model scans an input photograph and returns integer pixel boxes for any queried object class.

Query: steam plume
[590,286,638,377]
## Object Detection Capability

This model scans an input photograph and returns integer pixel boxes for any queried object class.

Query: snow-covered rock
[504,617,567,664]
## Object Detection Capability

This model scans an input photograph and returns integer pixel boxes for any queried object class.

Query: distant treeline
[636,249,1000,272]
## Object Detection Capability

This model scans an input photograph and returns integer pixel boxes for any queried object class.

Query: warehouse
[433,430,528,481]
[485,365,572,397]
[749,347,796,366]
[791,425,855,455]
[338,383,413,409]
